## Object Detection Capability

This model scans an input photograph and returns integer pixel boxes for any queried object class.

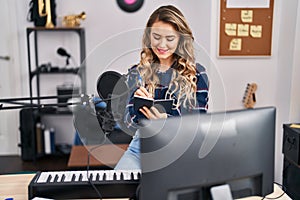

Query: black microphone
[57,47,71,58]
[96,68,139,102]
[96,71,128,102]
[96,70,136,136]
[96,70,128,123]
[73,70,136,146]
[57,47,71,66]
[74,70,128,143]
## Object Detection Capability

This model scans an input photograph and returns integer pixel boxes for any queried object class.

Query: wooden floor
[0,155,69,175]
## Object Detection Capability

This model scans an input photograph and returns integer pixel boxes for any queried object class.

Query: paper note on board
[241,10,253,23]
[227,0,270,8]
[229,38,242,51]
[238,24,249,37]
[225,23,237,36]
[250,25,262,38]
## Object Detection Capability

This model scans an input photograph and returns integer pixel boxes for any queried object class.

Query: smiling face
[150,21,180,66]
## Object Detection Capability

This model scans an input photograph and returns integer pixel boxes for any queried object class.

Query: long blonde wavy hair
[137,5,197,109]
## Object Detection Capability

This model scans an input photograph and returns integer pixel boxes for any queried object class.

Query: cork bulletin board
[219,0,274,56]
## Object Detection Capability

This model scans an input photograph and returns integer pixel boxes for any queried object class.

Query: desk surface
[68,144,129,168]
[0,173,291,200]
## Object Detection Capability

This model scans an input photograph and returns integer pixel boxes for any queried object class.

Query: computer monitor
[139,107,276,200]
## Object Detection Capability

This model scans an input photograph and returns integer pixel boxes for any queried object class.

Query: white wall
[4,0,300,183]
[273,0,300,185]
[289,1,300,123]
[14,0,212,99]
[209,0,300,184]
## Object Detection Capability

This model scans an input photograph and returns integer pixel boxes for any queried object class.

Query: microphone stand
[0,94,85,110]
[0,93,119,145]
[1,70,134,145]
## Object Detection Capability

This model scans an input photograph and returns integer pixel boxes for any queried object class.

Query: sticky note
[225,23,237,36]
[241,10,253,23]
[250,25,262,38]
[229,38,242,51]
[238,24,249,37]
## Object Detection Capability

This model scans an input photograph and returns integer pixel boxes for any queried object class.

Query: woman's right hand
[134,87,153,98]
[139,106,167,119]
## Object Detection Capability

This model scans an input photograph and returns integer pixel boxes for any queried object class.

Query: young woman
[114,5,209,169]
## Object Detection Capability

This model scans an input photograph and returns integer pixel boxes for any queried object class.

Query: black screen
[140,107,276,200]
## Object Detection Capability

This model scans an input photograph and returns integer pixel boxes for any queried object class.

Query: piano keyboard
[28,170,141,199]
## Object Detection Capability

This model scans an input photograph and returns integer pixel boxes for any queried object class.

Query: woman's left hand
[139,106,167,119]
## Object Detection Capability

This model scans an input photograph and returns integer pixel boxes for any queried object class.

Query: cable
[87,144,105,200]
[134,183,141,200]
[85,137,108,200]
[261,182,287,200]
[71,56,78,68]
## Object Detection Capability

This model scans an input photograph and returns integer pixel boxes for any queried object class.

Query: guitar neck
[243,83,257,109]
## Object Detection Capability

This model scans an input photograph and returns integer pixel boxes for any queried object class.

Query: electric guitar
[243,83,257,109]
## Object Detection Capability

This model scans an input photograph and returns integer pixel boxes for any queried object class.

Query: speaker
[19,108,40,161]
[116,0,144,13]
[283,124,300,165]
[283,157,300,199]
[282,124,300,199]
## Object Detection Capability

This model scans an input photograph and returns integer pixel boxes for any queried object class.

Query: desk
[68,144,129,168]
[0,173,291,200]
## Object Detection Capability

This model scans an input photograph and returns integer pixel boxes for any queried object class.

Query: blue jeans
[114,131,141,170]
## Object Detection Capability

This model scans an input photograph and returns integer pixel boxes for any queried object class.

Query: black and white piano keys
[36,170,140,183]
[28,169,141,199]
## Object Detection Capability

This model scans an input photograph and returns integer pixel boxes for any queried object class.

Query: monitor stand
[210,184,233,200]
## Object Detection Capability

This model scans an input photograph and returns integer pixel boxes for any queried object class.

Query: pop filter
[96,70,135,136]
[96,71,128,101]
[96,70,129,117]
